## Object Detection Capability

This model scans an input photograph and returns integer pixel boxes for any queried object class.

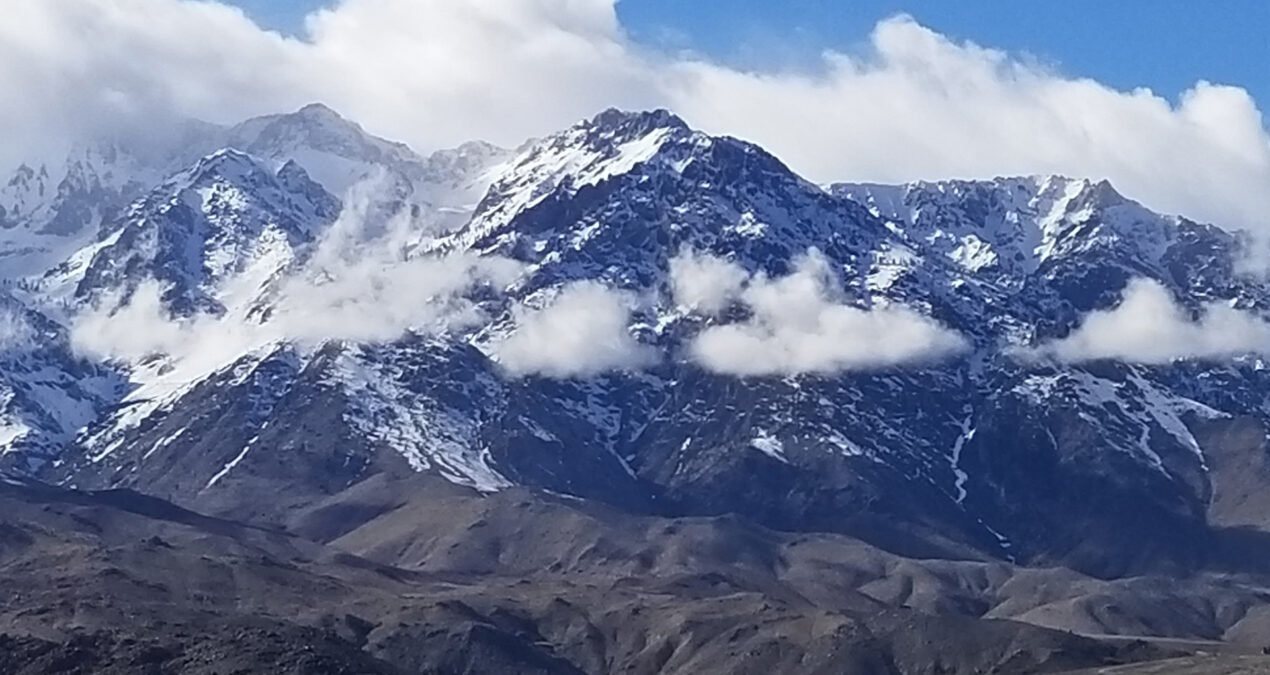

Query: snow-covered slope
[0,104,512,283]
[48,149,340,314]
[223,103,512,234]
[225,103,425,196]
[0,144,191,278]
[832,177,1177,283]
[0,103,508,478]
[0,289,125,473]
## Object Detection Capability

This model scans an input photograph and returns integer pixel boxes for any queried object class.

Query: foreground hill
[0,474,1209,674]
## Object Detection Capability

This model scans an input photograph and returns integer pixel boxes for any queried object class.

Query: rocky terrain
[0,473,1200,674]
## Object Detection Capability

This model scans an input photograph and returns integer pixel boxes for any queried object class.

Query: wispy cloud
[679,250,967,376]
[493,281,657,378]
[1023,278,1270,364]
[668,247,748,316]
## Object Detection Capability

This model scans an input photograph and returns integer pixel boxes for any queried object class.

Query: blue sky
[228,0,1270,107]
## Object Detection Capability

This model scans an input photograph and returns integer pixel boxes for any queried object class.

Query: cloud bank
[1026,278,1270,364]
[4,1,1270,244]
[679,250,967,376]
[494,281,656,378]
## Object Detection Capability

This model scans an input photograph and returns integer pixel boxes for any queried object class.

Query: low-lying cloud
[679,250,967,376]
[494,281,657,378]
[1025,278,1270,364]
[71,281,200,362]
[268,185,524,345]
[4,1,1270,251]
[668,248,748,316]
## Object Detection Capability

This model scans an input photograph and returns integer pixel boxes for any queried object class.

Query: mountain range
[3,103,1270,673]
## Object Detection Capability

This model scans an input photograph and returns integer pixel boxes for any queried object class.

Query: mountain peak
[236,103,370,144]
[1073,177,1129,208]
[222,104,425,196]
[1011,175,1128,208]
[839,175,1136,218]
[294,102,348,121]
[424,140,508,170]
[274,159,331,200]
[283,102,371,136]
[582,108,690,140]
[182,148,263,185]
[830,174,1169,276]
[452,139,506,158]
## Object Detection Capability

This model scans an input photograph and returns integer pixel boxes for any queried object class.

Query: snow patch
[750,429,788,463]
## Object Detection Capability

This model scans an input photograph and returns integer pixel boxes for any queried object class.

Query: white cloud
[669,248,747,316]
[71,280,237,365]
[689,250,967,376]
[494,280,656,378]
[0,0,656,164]
[72,282,173,361]
[4,1,1270,249]
[670,20,1270,241]
[268,181,524,344]
[1025,278,1270,364]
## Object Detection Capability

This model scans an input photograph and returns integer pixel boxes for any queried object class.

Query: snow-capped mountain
[0,104,512,482]
[224,103,425,196]
[832,177,1175,280]
[5,106,1270,578]
[223,103,513,227]
[48,149,340,315]
[0,104,513,283]
[0,143,185,278]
